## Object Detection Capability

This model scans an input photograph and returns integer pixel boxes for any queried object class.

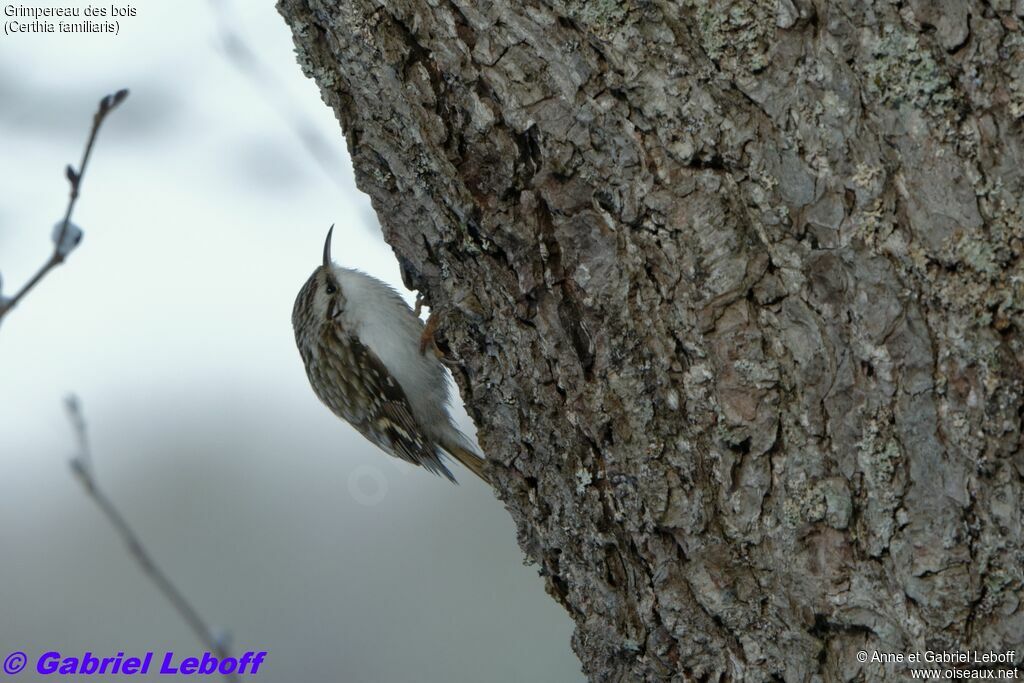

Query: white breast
[333,267,451,424]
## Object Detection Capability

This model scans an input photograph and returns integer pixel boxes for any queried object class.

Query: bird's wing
[344,334,457,482]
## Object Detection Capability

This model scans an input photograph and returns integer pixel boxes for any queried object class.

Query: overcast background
[0,1,581,681]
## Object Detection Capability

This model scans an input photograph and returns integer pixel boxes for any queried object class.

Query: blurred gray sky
[0,2,582,680]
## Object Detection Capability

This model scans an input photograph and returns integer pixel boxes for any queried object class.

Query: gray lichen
[863,25,956,115]
[690,0,775,74]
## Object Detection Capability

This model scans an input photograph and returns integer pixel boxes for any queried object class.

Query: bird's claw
[420,312,440,355]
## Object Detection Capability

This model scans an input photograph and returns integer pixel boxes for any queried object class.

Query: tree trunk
[276,0,1024,679]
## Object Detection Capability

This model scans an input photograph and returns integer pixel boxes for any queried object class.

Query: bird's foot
[420,311,440,355]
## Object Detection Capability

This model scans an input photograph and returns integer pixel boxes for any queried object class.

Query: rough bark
[277,0,1024,680]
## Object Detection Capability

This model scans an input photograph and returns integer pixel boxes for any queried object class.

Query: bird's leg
[415,293,443,358]
[420,310,440,355]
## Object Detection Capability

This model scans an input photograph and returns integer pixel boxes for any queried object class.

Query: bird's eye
[325,283,337,295]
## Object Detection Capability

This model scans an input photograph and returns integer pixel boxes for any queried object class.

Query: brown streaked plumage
[292,227,489,484]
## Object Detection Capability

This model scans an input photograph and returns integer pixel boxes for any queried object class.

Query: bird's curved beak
[323,224,335,270]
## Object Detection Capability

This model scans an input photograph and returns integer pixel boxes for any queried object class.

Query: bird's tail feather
[441,438,490,485]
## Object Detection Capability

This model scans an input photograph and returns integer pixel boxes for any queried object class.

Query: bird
[292,226,489,484]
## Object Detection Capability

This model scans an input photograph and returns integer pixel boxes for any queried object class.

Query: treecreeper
[292,226,489,484]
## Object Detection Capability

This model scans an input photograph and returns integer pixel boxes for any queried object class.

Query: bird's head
[293,225,346,332]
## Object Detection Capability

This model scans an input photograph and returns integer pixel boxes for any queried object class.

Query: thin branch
[64,396,240,683]
[207,0,346,187]
[0,89,129,324]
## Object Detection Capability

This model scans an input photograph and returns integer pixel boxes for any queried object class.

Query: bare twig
[64,396,240,683]
[0,89,129,325]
